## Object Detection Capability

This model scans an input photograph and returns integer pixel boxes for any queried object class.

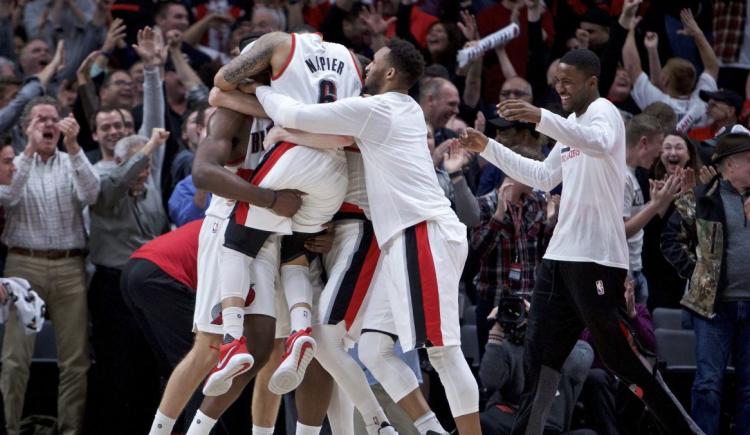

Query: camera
[495,295,528,345]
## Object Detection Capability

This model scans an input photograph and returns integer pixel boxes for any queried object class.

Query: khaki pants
[1,253,89,435]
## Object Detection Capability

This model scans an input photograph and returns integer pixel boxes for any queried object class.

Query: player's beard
[363,70,385,95]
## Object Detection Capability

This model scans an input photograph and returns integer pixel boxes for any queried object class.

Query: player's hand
[575,28,590,49]
[237,78,260,94]
[305,222,335,254]
[457,127,489,153]
[474,111,486,134]
[457,10,478,41]
[442,142,470,174]
[618,0,642,30]
[497,99,542,124]
[263,126,290,150]
[270,189,304,217]
[644,31,658,50]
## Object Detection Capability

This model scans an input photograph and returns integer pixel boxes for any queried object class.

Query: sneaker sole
[268,336,316,395]
[203,353,254,397]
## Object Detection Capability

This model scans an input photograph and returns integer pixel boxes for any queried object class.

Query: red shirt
[689,125,720,142]
[130,219,202,291]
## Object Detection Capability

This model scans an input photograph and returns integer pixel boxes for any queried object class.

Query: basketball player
[208,31,363,403]
[247,38,482,435]
[148,106,300,435]
[262,125,400,435]
[457,48,702,435]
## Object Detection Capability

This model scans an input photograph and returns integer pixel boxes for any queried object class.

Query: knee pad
[358,332,419,403]
[219,247,252,300]
[427,346,479,417]
[281,265,313,308]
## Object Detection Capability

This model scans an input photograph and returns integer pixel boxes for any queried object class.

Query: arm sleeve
[0,79,44,133]
[630,72,670,109]
[452,177,480,228]
[257,87,390,140]
[0,154,34,207]
[68,149,100,205]
[93,152,150,211]
[479,139,562,192]
[138,66,165,191]
[535,104,618,158]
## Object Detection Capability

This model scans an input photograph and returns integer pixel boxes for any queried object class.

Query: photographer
[479,296,595,435]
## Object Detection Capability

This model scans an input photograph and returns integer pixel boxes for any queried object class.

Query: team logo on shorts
[211,222,219,233]
[595,280,605,295]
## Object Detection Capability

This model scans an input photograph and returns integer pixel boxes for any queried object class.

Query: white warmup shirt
[480,97,629,269]
[256,88,455,246]
[630,71,717,129]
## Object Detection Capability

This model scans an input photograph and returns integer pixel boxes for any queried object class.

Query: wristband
[269,191,278,209]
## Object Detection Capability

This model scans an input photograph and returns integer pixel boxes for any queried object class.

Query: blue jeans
[692,301,750,435]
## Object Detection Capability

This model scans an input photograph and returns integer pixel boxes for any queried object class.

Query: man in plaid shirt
[470,146,558,351]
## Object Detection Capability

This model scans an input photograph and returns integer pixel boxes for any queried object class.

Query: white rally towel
[456,23,520,68]
[0,277,46,335]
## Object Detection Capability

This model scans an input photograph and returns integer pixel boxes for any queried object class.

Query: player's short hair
[559,48,601,79]
[662,58,696,96]
[642,102,677,132]
[20,96,61,130]
[626,113,663,148]
[386,38,425,89]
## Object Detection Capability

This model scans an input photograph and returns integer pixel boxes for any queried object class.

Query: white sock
[290,306,312,333]
[148,410,175,435]
[222,306,245,341]
[252,424,275,435]
[281,265,313,332]
[414,411,446,435]
[186,410,217,435]
[295,422,322,435]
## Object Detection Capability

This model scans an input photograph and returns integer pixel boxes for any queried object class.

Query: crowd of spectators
[0,0,748,434]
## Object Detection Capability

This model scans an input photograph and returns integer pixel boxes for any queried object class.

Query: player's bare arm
[192,107,302,217]
[215,32,292,91]
[209,87,269,119]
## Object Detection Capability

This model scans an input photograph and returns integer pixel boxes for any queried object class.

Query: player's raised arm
[214,31,292,91]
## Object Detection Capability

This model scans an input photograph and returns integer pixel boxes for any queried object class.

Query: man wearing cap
[477,117,542,196]
[689,89,743,141]
[662,125,750,435]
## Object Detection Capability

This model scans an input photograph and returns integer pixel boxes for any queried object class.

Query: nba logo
[211,222,219,233]
[595,280,605,295]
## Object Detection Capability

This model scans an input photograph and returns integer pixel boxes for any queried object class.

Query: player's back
[271,33,362,104]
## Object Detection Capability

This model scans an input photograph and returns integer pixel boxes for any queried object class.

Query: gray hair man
[87,129,171,433]
[0,96,99,435]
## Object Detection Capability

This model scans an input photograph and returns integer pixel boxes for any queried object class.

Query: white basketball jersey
[271,33,363,105]
[246,117,272,170]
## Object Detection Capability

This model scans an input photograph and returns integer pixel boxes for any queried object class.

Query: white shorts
[231,143,348,236]
[318,219,379,330]
[356,216,467,351]
[193,215,280,335]
[273,257,326,339]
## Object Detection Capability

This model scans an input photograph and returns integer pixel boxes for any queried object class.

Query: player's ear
[385,66,396,81]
